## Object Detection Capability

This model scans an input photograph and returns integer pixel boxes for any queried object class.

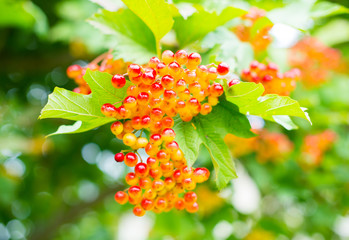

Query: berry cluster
[241,60,301,96]
[233,7,273,52]
[225,129,293,164]
[66,53,128,94]
[289,37,344,88]
[101,50,230,216]
[299,130,336,169]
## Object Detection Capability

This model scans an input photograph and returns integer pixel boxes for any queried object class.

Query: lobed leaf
[40,70,128,136]
[173,6,246,47]
[225,82,311,128]
[174,100,254,189]
[88,8,157,63]
[122,0,174,43]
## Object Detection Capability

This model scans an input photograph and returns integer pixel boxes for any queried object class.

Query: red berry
[137,92,150,105]
[228,79,240,87]
[124,152,138,167]
[162,50,174,64]
[146,157,158,169]
[128,185,142,199]
[101,103,117,117]
[184,192,197,203]
[142,68,156,85]
[135,163,149,178]
[162,128,176,143]
[114,191,128,205]
[150,134,162,146]
[111,74,126,88]
[141,115,151,127]
[133,205,146,216]
[174,50,188,65]
[187,53,201,68]
[67,64,82,78]
[149,57,161,68]
[193,167,210,183]
[217,62,229,75]
[174,198,185,210]
[186,202,199,213]
[125,172,139,185]
[141,198,154,211]
[150,82,164,97]
[128,64,141,78]
[114,152,124,162]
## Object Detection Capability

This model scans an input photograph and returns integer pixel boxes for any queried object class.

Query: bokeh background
[0,0,349,239]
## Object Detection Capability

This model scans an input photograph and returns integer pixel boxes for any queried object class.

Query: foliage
[0,0,349,239]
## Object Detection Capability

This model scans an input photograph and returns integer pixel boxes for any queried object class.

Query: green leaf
[122,0,174,52]
[246,94,311,123]
[173,118,202,167]
[48,120,111,136]
[272,115,298,130]
[250,16,273,39]
[88,8,157,63]
[267,0,316,30]
[173,6,246,47]
[174,100,254,189]
[0,1,48,36]
[40,70,128,136]
[224,82,264,109]
[225,82,311,127]
[310,2,349,19]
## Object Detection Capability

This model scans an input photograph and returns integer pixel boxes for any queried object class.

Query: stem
[156,40,161,58]
[135,151,143,163]
[100,49,113,68]
[90,52,109,65]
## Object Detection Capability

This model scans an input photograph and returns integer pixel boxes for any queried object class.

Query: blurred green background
[0,0,349,239]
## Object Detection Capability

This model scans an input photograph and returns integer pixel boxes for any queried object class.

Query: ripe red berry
[193,167,210,183]
[150,134,162,146]
[174,50,188,65]
[128,64,141,78]
[124,152,138,167]
[114,152,124,162]
[67,64,82,78]
[141,198,154,211]
[125,172,139,185]
[161,75,175,89]
[101,103,117,117]
[142,68,156,85]
[114,191,128,205]
[162,128,176,143]
[135,163,149,178]
[185,202,199,213]
[149,57,161,68]
[161,117,174,128]
[174,198,185,210]
[217,62,230,75]
[124,96,137,109]
[162,50,174,64]
[184,192,197,203]
[133,205,146,216]
[155,197,167,210]
[137,92,150,105]
[146,157,159,169]
[128,186,142,199]
[111,74,126,88]
[210,83,224,97]
[187,53,201,68]
[110,121,123,135]
[150,82,164,97]
[141,115,151,127]
[139,177,152,189]
[228,79,240,87]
